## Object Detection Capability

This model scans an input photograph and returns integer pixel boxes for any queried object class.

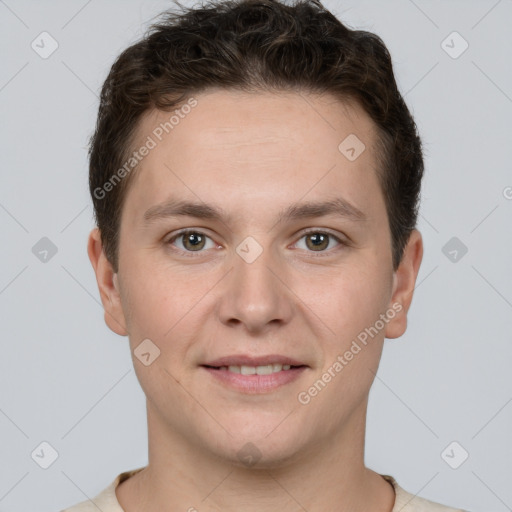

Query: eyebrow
[142,197,367,226]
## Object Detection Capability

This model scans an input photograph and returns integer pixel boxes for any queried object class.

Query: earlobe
[384,229,424,340]
[87,228,128,337]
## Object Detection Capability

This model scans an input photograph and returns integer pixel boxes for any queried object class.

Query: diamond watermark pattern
[441,31,469,59]
[31,441,59,469]
[32,237,58,263]
[236,236,263,264]
[338,134,366,161]
[237,442,262,467]
[442,237,468,263]
[31,31,59,59]
[441,441,469,469]
[134,338,161,366]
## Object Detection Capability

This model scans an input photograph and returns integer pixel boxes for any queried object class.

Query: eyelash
[164,229,348,258]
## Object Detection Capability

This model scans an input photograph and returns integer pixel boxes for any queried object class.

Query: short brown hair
[89,0,424,272]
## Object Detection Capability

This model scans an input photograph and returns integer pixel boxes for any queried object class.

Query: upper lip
[202,354,307,367]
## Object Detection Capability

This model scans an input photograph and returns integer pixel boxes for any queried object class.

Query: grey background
[1,1,511,511]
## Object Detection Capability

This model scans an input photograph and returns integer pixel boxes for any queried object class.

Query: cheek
[123,275,196,394]
[120,258,216,381]
[297,262,390,342]
[121,252,205,333]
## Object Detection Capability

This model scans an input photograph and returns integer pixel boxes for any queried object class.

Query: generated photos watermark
[93,97,198,200]
[297,302,403,405]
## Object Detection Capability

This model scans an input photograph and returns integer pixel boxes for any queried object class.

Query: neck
[116,400,395,512]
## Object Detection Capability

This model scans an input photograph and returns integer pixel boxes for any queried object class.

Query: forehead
[122,89,383,227]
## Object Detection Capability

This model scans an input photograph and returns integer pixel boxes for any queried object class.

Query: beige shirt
[61,467,466,512]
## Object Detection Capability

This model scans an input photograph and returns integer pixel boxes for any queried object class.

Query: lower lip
[201,366,307,393]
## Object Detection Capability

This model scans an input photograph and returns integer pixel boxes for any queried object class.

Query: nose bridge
[216,237,292,332]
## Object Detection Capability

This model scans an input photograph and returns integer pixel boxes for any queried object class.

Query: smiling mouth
[200,362,308,393]
[202,363,306,375]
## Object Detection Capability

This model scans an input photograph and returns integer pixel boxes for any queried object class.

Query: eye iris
[183,232,205,251]
[306,233,329,251]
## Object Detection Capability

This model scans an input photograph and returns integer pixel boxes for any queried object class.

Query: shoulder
[382,475,468,512]
[60,467,146,512]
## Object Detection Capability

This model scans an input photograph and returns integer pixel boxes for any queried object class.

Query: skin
[88,89,423,512]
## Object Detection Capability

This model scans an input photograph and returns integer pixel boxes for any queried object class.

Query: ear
[87,227,128,336]
[385,229,423,339]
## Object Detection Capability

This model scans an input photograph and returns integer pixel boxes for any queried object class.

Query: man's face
[95,90,419,466]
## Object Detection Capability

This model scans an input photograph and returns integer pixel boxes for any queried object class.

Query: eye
[294,230,344,253]
[165,229,347,256]
[166,230,217,253]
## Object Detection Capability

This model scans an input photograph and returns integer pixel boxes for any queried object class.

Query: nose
[216,243,294,334]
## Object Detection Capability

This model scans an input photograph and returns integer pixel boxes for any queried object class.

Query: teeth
[220,364,293,374]
[241,365,257,375]
[256,365,273,375]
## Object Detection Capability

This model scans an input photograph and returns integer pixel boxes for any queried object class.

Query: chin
[209,423,308,470]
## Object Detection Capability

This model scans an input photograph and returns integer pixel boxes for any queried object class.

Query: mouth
[202,363,306,375]
[200,355,309,393]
